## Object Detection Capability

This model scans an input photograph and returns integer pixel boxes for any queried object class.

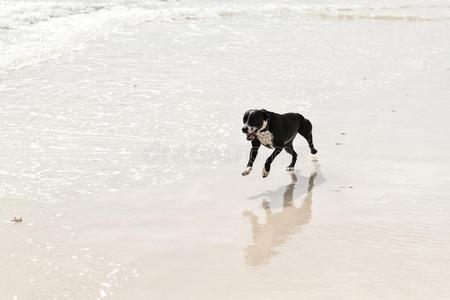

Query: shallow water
[2,7,448,203]
[1,0,450,70]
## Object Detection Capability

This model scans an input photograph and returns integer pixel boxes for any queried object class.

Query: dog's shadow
[243,164,324,266]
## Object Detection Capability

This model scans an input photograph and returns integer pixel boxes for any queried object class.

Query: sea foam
[1,0,449,72]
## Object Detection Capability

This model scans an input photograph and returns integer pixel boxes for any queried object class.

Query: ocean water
[1,0,450,71]
[0,0,449,204]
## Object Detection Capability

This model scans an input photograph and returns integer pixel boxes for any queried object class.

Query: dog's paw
[242,167,252,176]
[262,168,270,178]
[286,167,294,172]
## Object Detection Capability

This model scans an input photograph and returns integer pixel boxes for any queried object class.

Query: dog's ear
[243,109,252,123]
[260,109,269,121]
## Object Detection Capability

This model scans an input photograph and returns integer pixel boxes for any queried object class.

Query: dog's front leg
[262,147,282,178]
[242,140,261,176]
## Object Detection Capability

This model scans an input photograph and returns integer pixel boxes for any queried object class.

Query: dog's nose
[242,126,248,133]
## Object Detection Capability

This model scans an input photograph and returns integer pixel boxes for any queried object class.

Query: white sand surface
[1,1,450,299]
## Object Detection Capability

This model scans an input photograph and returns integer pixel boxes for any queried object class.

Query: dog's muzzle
[245,132,257,140]
[242,126,257,140]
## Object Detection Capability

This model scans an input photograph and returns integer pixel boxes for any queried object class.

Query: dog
[241,109,317,177]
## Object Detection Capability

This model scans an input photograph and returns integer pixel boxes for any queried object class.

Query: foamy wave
[310,4,450,22]
[0,1,449,71]
[1,1,449,31]
[315,13,446,22]
[0,1,110,30]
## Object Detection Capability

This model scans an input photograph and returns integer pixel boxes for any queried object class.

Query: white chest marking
[257,131,274,148]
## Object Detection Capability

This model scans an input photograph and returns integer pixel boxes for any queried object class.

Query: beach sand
[1,4,450,299]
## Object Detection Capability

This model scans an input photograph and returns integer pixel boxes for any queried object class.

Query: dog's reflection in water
[244,171,317,266]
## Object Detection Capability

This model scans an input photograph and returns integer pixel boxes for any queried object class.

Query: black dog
[241,109,317,177]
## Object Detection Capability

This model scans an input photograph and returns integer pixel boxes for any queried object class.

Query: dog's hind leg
[284,142,297,171]
[306,132,317,154]
[299,119,318,154]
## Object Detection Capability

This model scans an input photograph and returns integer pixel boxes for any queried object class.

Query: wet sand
[1,9,450,300]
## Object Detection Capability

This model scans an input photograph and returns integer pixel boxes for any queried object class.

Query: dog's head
[242,109,269,141]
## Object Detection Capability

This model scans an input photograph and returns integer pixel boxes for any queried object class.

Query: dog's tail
[298,115,318,154]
